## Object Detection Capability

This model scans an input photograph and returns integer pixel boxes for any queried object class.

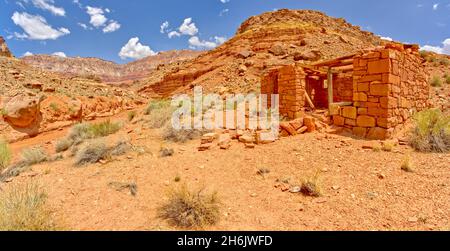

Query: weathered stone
[367,127,388,140]
[342,106,357,119]
[303,116,316,132]
[3,94,42,128]
[356,116,376,128]
[239,134,255,144]
[280,122,297,135]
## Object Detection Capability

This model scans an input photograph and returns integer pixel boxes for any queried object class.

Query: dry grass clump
[0,140,12,172]
[430,75,442,87]
[162,123,208,143]
[382,141,396,152]
[127,111,137,122]
[410,109,450,153]
[401,155,415,173]
[0,182,57,231]
[87,120,121,138]
[445,73,450,85]
[144,100,175,129]
[21,147,49,166]
[74,140,108,166]
[159,185,220,228]
[300,172,322,197]
[55,138,73,153]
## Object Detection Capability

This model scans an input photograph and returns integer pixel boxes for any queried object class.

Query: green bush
[87,120,121,138]
[410,109,450,153]
[144,100,171,115]
[0,182,57,231]
[440,58,450,66]
[430,76,442,87]
[0,140,12,171]
[445,74,450,85]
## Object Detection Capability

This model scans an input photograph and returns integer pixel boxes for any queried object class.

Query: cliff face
[138,9,386,98]
[0,36,13,58]
[21,50,203,84]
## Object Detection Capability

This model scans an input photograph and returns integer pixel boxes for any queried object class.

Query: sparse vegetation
[401,155,415,173]
[0,107,7,116]
[21,147,48,166]
[108,181,138,196]
[0,182,57,231]
[49,102,60,112]
[162,123,208,143]
[159,185,220,228]
[144,100,175,128]
[410,109,450,153]
[0,140,12,172]
[159,147,174,158]
[382,141,395,152]
[74,140,108,166]
[445,73,450,85]
[128,111,137,121]
[55,138,73,153]
[300,172,322,197]
[430,75,442,87]
[145,99,171,115]
[109,138,131,156]
[87,120,121,138]
[440,57,450,66]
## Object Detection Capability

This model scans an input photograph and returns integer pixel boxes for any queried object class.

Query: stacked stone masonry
[262,44,430,140]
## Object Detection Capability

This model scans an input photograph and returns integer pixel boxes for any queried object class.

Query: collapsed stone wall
[332,44,429,139]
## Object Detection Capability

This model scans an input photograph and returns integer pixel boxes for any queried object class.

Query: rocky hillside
[0,53,143,142]
[22,50,202,84]
[0,36,13,57]
[138,9,387,97]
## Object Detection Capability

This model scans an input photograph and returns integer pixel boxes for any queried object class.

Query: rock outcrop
[2,94,42,128]
[0,36,13,58]
[138,9,386,98]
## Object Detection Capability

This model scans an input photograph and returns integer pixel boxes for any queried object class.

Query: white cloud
[32,0,65,16]
[78,22,90,30]
[119,37,157,60]
[219,9,229,16]
[52,52,67,58]
[421,38,450,55]
[188,36,227,50]
[380,36,393,41]
[220,0,230,3]
[160,21,169,33]
[11,12,70,40]
[86,6,107,27]
[179,18,198,36]
[168,31,181,38]
[23,51,34,57]
[433,3,439,10]
[103,21,121,33]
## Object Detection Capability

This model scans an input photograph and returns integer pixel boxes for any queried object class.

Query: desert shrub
[147,106,175,129]
[159,185,220,228]
[162,123,208,143]
[87,120,121,138]
[128,111,137,122]
[68,123,91,142]
[159,147,174,158]
[21,147,48,166]
[430,75,442,87]
[68,121,121,141]
[445,74,450,85]
[74,140,109,166]
[109,138,131,156]
[55,138,73,153]
[300,172,322,197]
[382,141,396,152]
[144,100,171,115]
[401,155,414,173]
[0,140,12,172]
[49,103,60,112]
[0,182,57,231]
[440,57,450,66]
[0,108,7,116]
[410,109,450,153]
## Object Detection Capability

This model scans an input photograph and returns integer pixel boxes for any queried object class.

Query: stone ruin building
[261,43,430,140]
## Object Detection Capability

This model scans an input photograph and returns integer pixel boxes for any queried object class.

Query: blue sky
[1,0,449,63]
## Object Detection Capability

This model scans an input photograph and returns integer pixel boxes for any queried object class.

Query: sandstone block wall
[261,65,306,119]
[333,45,429,139]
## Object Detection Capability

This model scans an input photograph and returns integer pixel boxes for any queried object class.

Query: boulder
[293,50,322,61]
[269,43,287,56]
[3,95,42,128]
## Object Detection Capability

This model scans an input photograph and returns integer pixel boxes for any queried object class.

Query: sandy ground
[2,110,449,231]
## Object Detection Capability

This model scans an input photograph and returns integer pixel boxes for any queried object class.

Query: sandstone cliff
[0,36,13,58]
